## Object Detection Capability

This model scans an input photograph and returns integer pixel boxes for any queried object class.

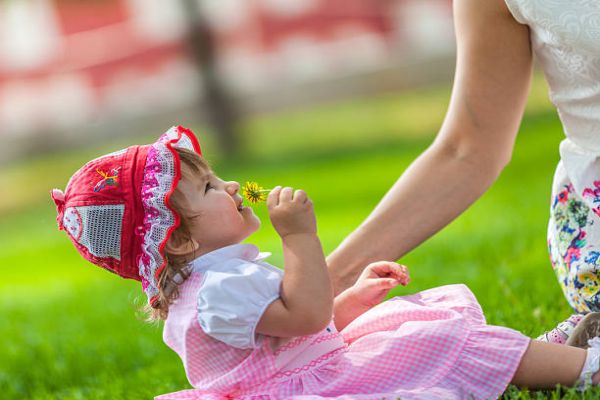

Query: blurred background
[0,0,454,163]
[1,1,572,399]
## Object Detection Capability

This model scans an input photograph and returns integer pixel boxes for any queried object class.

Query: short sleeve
[503,0,527,24]
[197,259,283,349]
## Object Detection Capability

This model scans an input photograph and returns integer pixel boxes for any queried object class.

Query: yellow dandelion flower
[243,181,270,204]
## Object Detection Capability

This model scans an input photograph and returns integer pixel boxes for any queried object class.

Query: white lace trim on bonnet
[138,126,199,305]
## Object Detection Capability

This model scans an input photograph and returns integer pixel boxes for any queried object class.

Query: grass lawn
[1,74,598,399]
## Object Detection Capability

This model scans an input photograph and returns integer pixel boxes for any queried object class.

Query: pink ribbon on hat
[51,189,66,230]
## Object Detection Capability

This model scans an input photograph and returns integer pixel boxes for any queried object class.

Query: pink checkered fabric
[156,282,530,400]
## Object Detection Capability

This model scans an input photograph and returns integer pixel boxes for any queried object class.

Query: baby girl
[51,126,600,399]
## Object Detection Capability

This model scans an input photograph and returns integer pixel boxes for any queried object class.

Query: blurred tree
[181,0,240,157]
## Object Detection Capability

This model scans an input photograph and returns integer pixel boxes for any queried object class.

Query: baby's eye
[204,182,214,193]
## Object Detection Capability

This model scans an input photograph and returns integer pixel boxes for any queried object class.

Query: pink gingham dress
[156,244,530,400]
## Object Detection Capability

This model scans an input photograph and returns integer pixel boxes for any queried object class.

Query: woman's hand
[350,262,410,308]
[267,186,316,238]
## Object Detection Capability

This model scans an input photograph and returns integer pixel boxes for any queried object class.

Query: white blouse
[191,244,283,349]
[503,0,600,230]
[504,0,600,151]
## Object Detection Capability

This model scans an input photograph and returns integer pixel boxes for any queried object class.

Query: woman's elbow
[489,148,513,178]
[437,137,513,179]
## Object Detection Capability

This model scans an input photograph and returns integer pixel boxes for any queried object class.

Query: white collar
[190,243,271,271]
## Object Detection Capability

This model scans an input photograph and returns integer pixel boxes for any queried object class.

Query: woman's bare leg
[511,340,592,388]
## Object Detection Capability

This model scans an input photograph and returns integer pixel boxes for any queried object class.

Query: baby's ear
[165,232,199,256]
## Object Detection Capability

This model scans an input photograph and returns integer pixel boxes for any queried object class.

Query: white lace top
[504,0,600,208]
[505,0,600,149]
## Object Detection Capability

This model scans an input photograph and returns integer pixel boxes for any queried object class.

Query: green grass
[2,74,599,399]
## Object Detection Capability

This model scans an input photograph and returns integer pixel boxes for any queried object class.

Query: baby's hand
[267,186,316,238]
[350,262,410,308]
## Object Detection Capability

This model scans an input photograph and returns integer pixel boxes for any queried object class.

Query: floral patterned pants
[549,158,600,313]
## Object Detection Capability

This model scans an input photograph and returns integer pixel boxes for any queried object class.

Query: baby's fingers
[367,278,400,290]
[384,278,401,288]
[368,262,410,285]
[293,189,308,203]
[280,187,294,203]
[392,264,410,286]
[267,186,282,208]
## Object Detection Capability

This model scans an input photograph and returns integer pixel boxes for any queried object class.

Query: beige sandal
[566,312,600,348]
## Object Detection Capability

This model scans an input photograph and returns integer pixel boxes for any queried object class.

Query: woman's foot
[536,314,585,344]
[567,313,600,348]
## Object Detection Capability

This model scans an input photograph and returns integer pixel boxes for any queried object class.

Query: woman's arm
[256,187,333,337]
[327,0,533,295]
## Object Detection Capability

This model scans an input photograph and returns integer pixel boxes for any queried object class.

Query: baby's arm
[333,262,409,331]
[256,187,333,337]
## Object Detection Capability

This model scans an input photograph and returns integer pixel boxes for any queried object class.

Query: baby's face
[176,166,261,256]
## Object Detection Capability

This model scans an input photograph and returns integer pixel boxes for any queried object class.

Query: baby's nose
[226,181,240,194]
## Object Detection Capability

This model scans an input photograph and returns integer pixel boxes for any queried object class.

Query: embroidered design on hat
[94,167,121,192]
